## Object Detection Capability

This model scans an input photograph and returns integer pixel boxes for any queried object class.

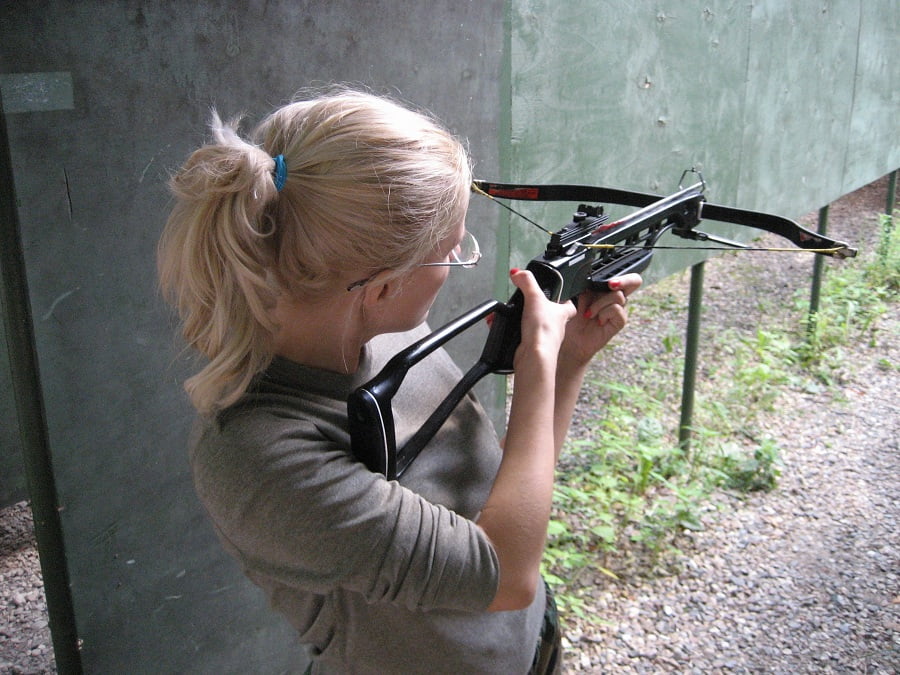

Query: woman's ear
[360,271,400,308]
[356,272,401,336]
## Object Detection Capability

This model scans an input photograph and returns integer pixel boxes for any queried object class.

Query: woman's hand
[558,273,643,368]
[509,268,578,369]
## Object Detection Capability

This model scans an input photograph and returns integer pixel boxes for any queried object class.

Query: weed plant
[801,211,899,371]
[543,209,899,614]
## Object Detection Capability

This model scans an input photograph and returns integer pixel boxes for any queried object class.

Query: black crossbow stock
[348,172,857,479]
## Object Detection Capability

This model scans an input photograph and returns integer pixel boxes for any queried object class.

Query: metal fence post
[887,169,897,218]
[678,261,705,455]
[807,205,829,337]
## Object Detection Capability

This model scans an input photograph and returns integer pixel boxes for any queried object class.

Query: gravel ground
[0,502,52,673]
[0,177,896,673]
[559,176,899,673]
[561,325,899,673]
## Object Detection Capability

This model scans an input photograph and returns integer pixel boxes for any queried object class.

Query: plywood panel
[739,1,861,216]
[843,1,900,195]
[507,1,756,281]
[507,0,897,283]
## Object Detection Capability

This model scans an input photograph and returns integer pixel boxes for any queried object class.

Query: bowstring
[584,243,848,255]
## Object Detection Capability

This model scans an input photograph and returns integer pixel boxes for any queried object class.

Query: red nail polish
[509,268,520,276]
[608,279,622,290]
[583,310,592,319]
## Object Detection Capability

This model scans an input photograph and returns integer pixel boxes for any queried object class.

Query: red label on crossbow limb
[487,186,541,200]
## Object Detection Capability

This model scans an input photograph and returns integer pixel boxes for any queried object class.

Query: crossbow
[349,175,857,479]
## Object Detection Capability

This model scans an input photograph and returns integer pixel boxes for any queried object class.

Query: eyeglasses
[346,231,481,291]
[418,231,481,268]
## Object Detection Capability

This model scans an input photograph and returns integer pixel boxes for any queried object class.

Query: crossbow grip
[481,248,656,373]
[477,256,581,375]
[477,291,522,374]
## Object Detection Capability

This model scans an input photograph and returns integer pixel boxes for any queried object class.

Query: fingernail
[509,268,520,276]
[583,310,592,319]
[486,313,495,328]
[608,279,622,290]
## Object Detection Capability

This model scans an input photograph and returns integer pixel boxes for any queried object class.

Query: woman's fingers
[580,273,643,322]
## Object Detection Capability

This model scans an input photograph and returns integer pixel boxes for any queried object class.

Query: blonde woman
[158,88,640,674]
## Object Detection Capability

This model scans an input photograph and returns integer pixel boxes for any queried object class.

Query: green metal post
[887,169,897,218]
[807,205,829,338]
[0,95,83,672]
[678,261,705,454]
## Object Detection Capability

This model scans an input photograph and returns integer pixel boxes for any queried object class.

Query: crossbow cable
[350,180,858,479]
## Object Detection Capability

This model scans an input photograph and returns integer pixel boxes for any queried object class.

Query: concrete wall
[0,2,504,671]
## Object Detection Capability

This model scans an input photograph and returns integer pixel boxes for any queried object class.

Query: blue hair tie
[273,154,287,192]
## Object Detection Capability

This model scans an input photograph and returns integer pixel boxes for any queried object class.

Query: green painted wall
[0,326,26,506]
[503,0,899,283]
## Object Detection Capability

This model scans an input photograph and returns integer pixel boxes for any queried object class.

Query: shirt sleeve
[190,411,500,613]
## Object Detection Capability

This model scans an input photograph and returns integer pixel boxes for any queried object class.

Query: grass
[543,209,899,614]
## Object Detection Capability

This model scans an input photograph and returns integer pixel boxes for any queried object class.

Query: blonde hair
[158,89,472,414]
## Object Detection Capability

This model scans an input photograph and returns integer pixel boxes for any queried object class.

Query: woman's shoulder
[195,384,349,458]
[369,322,463,379]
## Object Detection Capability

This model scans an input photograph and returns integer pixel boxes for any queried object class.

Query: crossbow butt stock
[348,299,504,477]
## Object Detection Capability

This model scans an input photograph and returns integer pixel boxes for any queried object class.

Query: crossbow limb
[349,177,858,478]
[472,178,857,261]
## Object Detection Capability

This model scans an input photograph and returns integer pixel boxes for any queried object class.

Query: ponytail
[158,89,472,414]
[158,112,283,414]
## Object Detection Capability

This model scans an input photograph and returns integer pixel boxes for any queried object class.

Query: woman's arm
[478,273,642,611]
[476,269,574,611]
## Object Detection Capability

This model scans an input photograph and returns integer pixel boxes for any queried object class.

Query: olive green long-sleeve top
[190,325,545,674]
